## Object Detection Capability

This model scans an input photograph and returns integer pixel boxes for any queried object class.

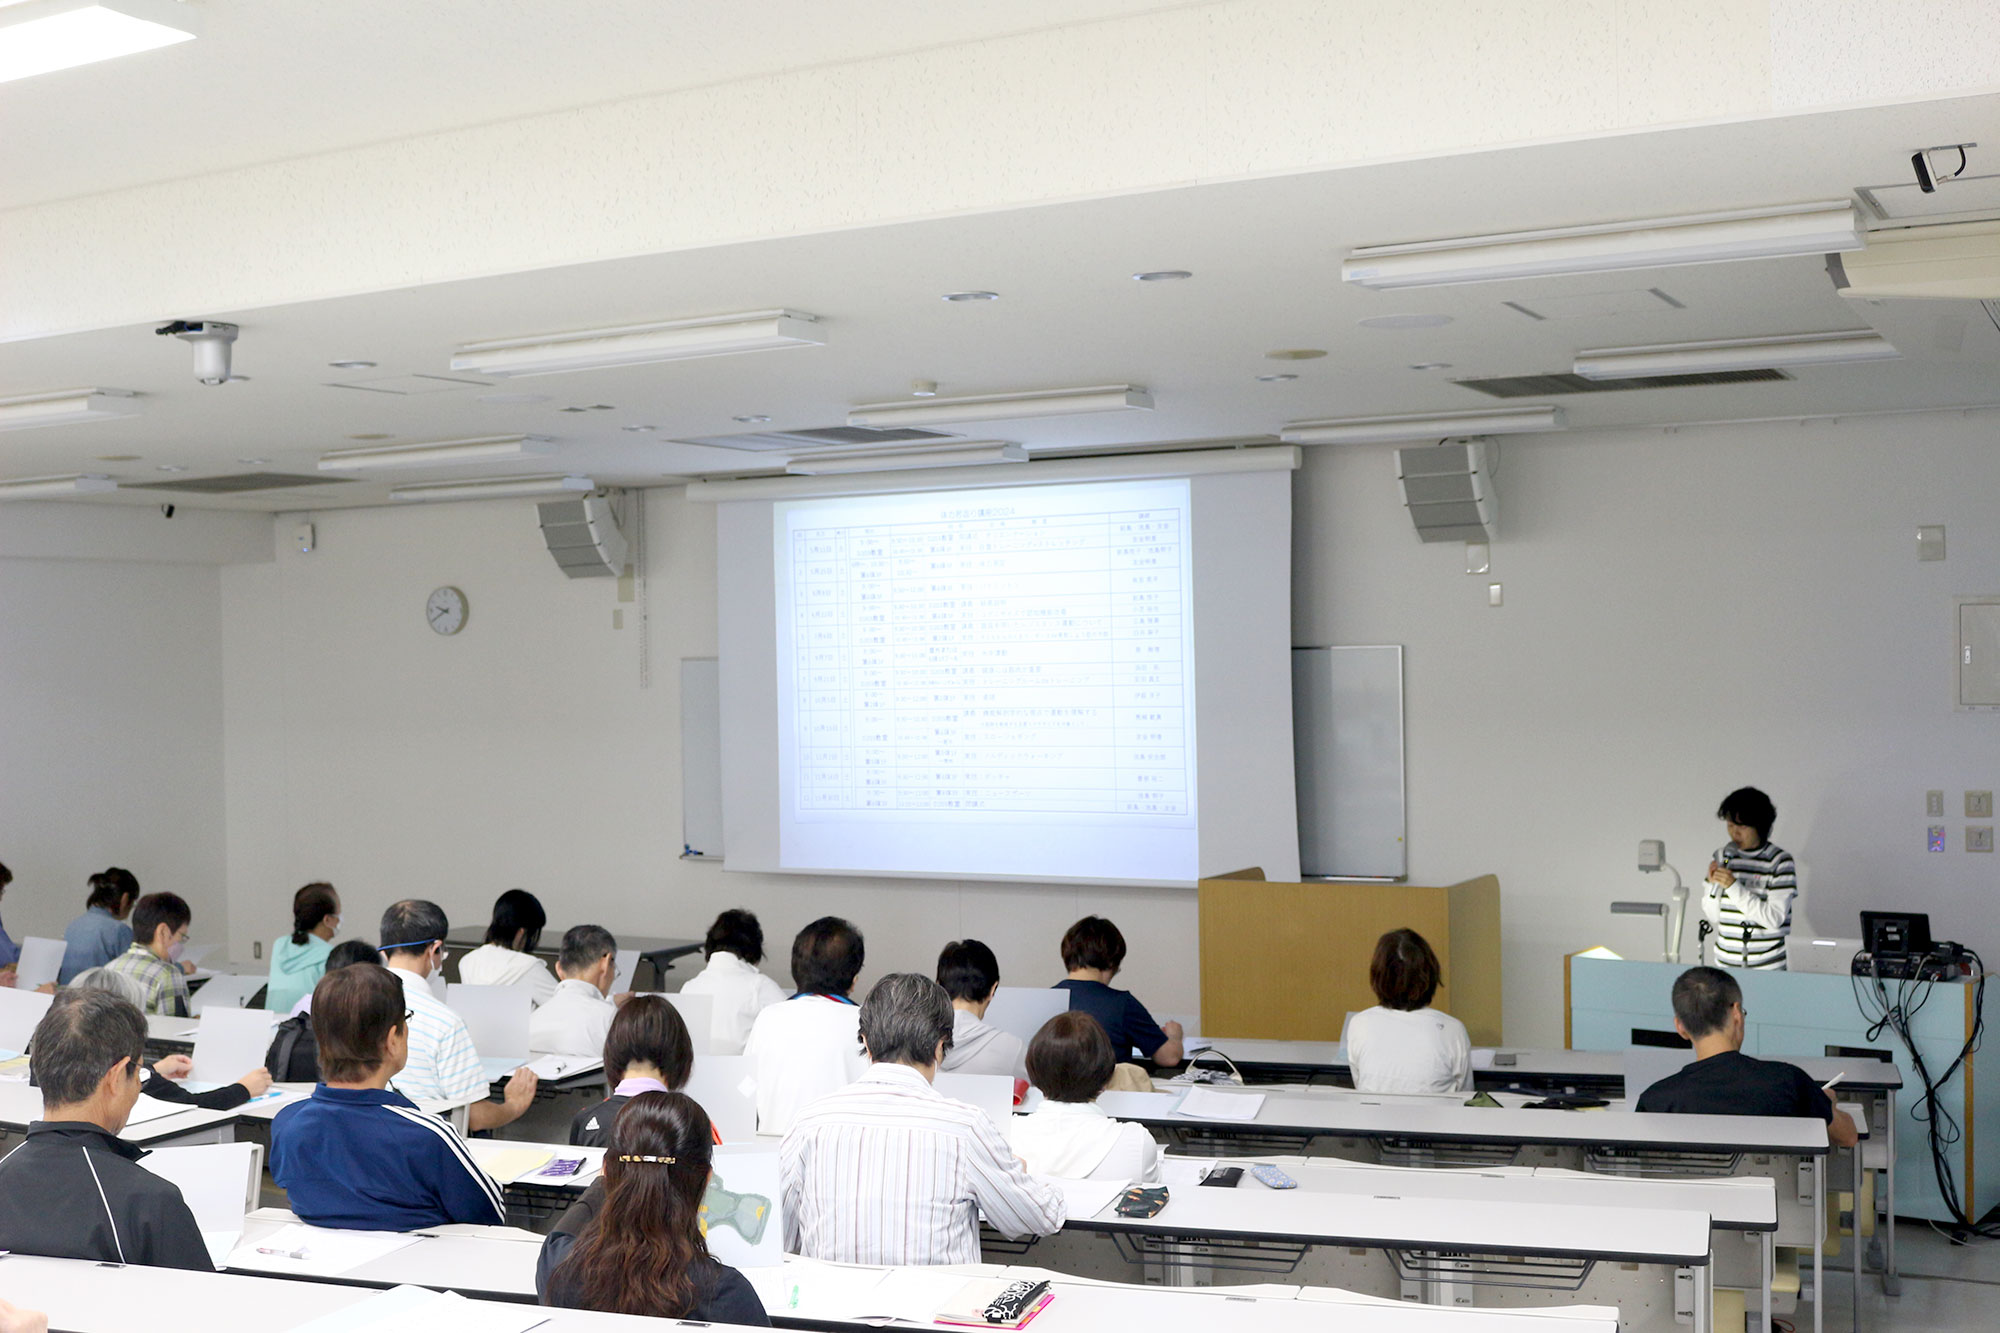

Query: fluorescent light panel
[1574,330,1899,379]
[1282,406,1563,445]
[0,0,198,84]
[0,388,138,431]
[0,473,118,499]
[450,310,822,378]
[1342,203,1864,289]
[318,435,554,472]
[390,475,594,502]
[786,442,1027,476]
[847,385,1151,429]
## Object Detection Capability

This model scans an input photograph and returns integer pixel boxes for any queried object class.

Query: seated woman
[1052,916,1183,1067]
[1008,1011,1161,1182]
[270,963,505,1230]
[537,1091,767,1324]
[569,995,699,1147]
[67,966,272,1110]
[264,939,383,1082]
[265,882,341,1014]
[456,888,558,1005]
[1344,928,1472,1095]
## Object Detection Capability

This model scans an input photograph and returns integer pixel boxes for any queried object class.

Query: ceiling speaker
[537,493,628,578]
[1396,439,1497,543]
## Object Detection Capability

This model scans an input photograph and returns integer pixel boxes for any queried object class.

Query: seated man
[781,973,1065,1264]
[378,898,536,1132]
[104,891,196,1017]
[0,989,210,1269]
[1053,916,1183,1067]
[936,939,1027,1081]
[744,916,869,1135]
[1636,965,1860,1146]
[270,963,506,1230]
[529,924,620,1057]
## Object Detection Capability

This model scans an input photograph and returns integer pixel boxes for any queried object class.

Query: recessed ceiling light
[1359,314,1454,330]
[477,392,550,405]
[1408,362,1454,371]
[621,424,655,432]
[94,454,141,462]
[328,360,377,370]
[237,457,269,465]
[0,2,200,87]
[155,464,187,472]
[346,433,394,441]
[942,291,999,302]
[1133,270,1192,282]
[1265,349,1328,361]
[733,414,772,424]
[1256,373,1298,383]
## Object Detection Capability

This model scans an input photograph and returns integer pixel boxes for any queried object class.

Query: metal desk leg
[1763,1231,1774,1333]
[1883,1088,1900,1296]
[1695,1260,1713,1333]
[1814,1156,1824,1333]
[1852,1141,1861,1333]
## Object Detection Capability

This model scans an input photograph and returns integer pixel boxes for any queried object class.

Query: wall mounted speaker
[537,494,628,578]
[1396,439,1497,543]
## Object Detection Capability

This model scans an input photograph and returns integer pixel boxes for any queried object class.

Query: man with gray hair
[528,924,622,1056]
[780,972,1065,1264]
[0,989,211,1269]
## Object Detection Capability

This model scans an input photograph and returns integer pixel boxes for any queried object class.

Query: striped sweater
[1701,839,1798,969]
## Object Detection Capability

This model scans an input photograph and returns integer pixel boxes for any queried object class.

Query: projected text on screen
[773,478,1197,880]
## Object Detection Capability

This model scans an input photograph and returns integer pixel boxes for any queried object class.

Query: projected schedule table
[790,503,1193,820]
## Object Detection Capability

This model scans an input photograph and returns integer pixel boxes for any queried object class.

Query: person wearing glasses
[103,892,196,1017]
[271,963,507,1229]
[378,899,537,1132]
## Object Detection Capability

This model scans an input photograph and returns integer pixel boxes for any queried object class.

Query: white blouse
[1344,1005,1473,1095]
[1008,1099,1161,1182]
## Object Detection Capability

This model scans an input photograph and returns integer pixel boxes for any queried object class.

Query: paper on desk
[1158,1158,1220,1188]
[1044,1176,1125,1221]
[1470,1048,1497,1070]
[1174,1086,1265,1120]
[871,1268,979,1324]
[524,1053,601,1081]
[610,948,640,997]
[284,1284,549,1333]
[464,1142,553,1185]
[763,1260,896,1321]
[123,1092,196,1126]
[227,1223,421,1277]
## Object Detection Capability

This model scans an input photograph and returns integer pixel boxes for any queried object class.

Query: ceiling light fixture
[1409,362,1454,371]
[318,434,556,472]
[621,424,656,433]
[154,464,187,472]
[0,387,138,432]
[237,457,269,465]
[1265,349,1327,361]
[733,414,772,424]
[1342,202,1865,290]
[1360,314,1453,330]
[1256,373,1298,383]
[786,442,1028,476]
[0,0,198,86]
[327,360,377,370]
[0,473,118,499]
[1573,330,1899,379]
[848,384,1152,429]
[450,310,823,378]
[942,291,999,302]
[1281,405,1564,445]
[1133,270,1192,282]
[389,475,594,503]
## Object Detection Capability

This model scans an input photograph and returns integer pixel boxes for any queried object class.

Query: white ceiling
[0,0,1188,209]
[4,91,1999,510]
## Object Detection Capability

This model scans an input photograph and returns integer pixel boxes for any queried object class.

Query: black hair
[1026,1011,1116,1103]
[1369,928,1443,1011]
[85,867,139,913]
[326,938,381,971]
[484,888,547,953]
[603,995,694,1087]
[313,963,407,1082]
[859,973,955,1067]
[379,899,448,958]
[290,882,340,946]
[1671,965,1742,1039]
[1716,787,1777,842]
[32,989,145,1107]
[1060,916,1126,973]
[790,916,864,996]
[936,939,1001,1004]
[560,924,618,976]
[131,892,190,950]
[703,909,764,964]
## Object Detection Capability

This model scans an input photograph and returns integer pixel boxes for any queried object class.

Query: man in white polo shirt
[378,899,536,1132]
[743,916,869,1135]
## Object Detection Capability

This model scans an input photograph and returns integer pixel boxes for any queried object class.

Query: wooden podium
[1197,870,1503,1046]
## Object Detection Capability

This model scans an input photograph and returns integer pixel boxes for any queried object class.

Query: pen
[255,1244,309,1259]
[1821,1073,1843,1093]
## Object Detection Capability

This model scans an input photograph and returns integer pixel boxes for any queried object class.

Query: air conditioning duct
[1828,220,2000,299]
[537,493,628,578]
[1397,439,1497,543]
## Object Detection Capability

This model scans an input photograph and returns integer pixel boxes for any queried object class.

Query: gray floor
[1819,1221,2000,1333]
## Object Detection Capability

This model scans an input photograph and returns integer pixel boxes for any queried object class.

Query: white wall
[1298,409,2000,1045]
[219,493,1201,1015]
[0,552,231,949]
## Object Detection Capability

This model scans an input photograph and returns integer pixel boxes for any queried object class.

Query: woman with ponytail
[58,868,139,984]
[264,883,340,1014]
[537,1091,768,1324]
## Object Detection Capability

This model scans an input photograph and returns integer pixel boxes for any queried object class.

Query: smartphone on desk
[1200,1166,1244,1188]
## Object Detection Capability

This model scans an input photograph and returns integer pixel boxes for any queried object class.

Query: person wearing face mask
[378,898,537,1132]
[529,925,622,1057]
[265,881,341,1014]
[1699,787,1799,971]
[104,892,195,1017]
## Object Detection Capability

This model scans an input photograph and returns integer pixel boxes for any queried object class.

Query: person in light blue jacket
[58,868,138,984]
[265,882,340,1014]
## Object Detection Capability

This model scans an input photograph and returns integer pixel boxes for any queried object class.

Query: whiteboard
[1293,646,1405,879]
[681,657,724,858]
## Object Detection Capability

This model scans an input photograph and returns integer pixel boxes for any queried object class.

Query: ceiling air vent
[1452,369,1790,398]
[680,425,962,452]
[125,473,357,494]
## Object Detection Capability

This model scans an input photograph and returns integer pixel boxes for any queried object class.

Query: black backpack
[265,1013,320,1083]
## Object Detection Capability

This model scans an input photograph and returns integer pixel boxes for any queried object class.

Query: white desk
[232,1208,543,1300]
[234,1082,478,1135]
[0,1080,238,1148]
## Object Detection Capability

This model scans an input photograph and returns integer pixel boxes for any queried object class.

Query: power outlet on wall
[1967,790,1994,819]
[252,940,262,959]
[1927,790,1946,818]
[1970,826,1995,854]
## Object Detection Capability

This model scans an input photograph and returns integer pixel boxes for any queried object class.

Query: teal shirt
[266,933,334,1014]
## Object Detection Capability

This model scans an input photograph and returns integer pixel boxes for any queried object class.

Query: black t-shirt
[1053,979,1171,1063]
[1634,1050,1834,1122]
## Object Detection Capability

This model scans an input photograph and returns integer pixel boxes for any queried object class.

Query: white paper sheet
[284,1284,550,1333]
[1175,1086,1265,1121]
[124,1092,198,1126]
[1049,1176,1125,1221]
[13,937,65,992]
[524,1053,600,1081]
[190,1006,279,1085]
[1159,1157,1219,1188]
[227,1222,421,1277]
[609,948,640,997]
